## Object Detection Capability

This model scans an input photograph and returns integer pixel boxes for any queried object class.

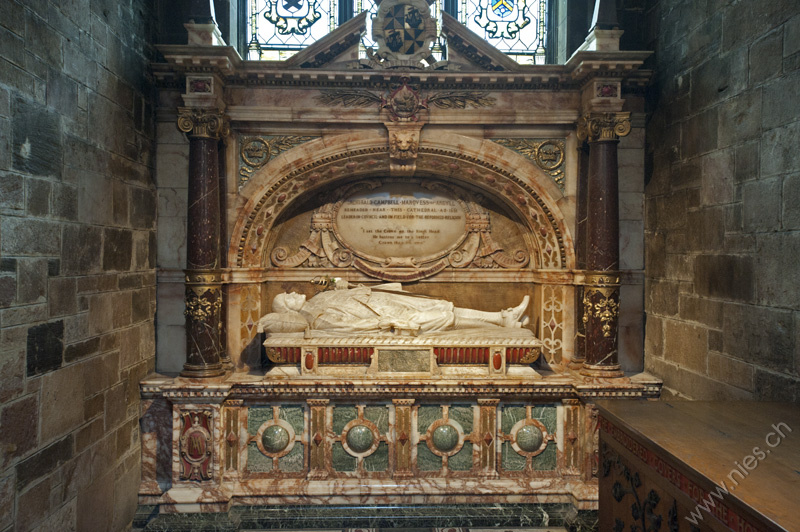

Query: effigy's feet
[501,295,530,327]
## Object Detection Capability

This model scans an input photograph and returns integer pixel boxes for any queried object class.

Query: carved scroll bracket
[576,112,631,143]
[177,107,230,140]
[386,123,423,176]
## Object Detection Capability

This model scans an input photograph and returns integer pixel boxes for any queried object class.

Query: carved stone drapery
[577,111,629,378]
[179,107,229,378]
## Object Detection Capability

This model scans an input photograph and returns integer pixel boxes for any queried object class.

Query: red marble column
[577,112,630,378]
[178,108,228,378]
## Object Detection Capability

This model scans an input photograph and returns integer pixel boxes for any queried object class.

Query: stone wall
[644,0,800,401]
[0,1,157,530]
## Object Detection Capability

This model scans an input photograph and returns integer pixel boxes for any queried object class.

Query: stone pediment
[280,6,522,71]
[440,12,522,72]
[285,11,367,69]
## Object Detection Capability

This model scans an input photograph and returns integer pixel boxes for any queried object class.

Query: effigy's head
[273,292,307,313]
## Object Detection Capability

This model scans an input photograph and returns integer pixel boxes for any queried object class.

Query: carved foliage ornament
[177,107,229,139]
[239,135,318,188]
[179,410,213,481]
[492,139,566,191]
[582,286,619,338]
[577,112,631,143]
[185,286,222,321]
[316,79,496,122]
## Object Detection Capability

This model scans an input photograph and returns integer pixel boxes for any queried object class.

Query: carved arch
[229,132,575,271]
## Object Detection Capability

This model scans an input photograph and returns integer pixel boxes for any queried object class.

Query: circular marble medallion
[432,424,459,452]
[516,425,544,452]
[261,425,290,453]
[346,424,374,453]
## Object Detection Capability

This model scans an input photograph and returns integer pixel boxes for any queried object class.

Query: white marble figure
[258,282,530,336]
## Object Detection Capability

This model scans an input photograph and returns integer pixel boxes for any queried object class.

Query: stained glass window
[246,0,546,64]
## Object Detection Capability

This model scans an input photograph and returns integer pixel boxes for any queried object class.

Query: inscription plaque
[334,183,467,261]
[377,349,431,372]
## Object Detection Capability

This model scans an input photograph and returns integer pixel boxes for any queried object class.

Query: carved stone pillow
[257,311,308,333]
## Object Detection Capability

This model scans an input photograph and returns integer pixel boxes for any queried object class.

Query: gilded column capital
[577,112,631,143]
[177,107,229,139]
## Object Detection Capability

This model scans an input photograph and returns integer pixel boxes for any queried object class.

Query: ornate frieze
[315,78,496,122]
[177,107,229,139]
[576,112,631,143]
[238,135,318,188]
[540,285,565,364]
[491,138,566,191]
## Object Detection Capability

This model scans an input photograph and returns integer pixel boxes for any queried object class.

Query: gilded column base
[579,271,623,378]
[183,269,227,379]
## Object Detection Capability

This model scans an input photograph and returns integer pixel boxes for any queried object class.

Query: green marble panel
[532,441,557,470]
[448,441,473,471]
[501,441,526,471]
[279,405,304,433]
[248,407,273,435]
[364,442,389,472]
[417,405,441,433]
[364,406,389,434]
[247,442,273,472]
[532,405,557,433]
[332,441,356,472]
[278,442,304,472]
[417,443,442,471]
[501,405,526,434]
[449,405,473,433]
[332,405,357,435]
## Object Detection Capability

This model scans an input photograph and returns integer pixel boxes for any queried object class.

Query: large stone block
[680,295,723,329]
[754,368,799,401]
[40,362,86,441]
[761,120,800,177]
[17,258,47,304]
[734,140,760,183]
[700,148,734,205]
[681,108,718,158]
[51,182,78,220]
[707,351,754,391]
[0,472,12,530]
[102,227,133,271]
[762,70,800,130]
[15,434,73,490]
[784,172,800,229]
[664,319,709,373]
[742,177,782,232]
[87,293,114,336]
[723,303,794,372]
[722,0,797,52]
[755,232,800,308]
[644,312,663,358]
[11,96,62,177]
[694,254,754,302]
[750,31,783,85]
[644,231,667,278]
[130,186,156,229]
[78,171,114,225]
[26,320,64,376]
[0,394,38,469]
[76,470,114,532]
[0,216,61,255]
[690,48,748,112]
[718,89,762,149]
[0,171,23,212]
[645,279,680,316]
[645,354,754,401]
[62,224,102,275]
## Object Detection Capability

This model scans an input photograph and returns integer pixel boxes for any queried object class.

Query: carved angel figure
[258,282,530,336]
